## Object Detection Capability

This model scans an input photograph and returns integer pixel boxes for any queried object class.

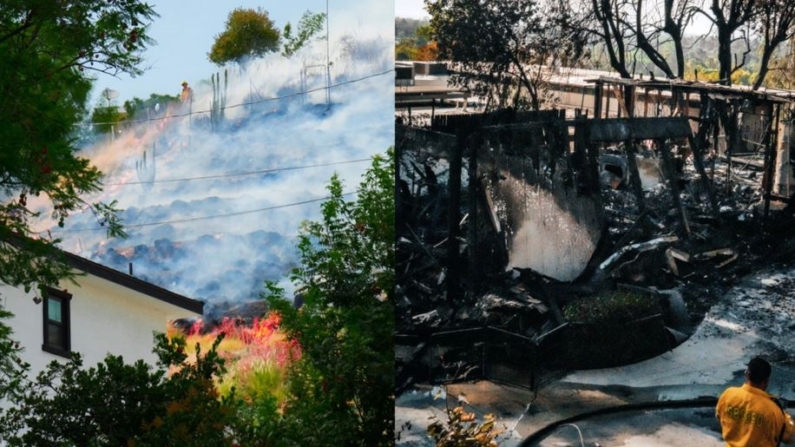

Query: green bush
[564,290,661,325]
[558,290,668,369]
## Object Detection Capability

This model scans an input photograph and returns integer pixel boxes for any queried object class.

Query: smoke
[32,35,394,305]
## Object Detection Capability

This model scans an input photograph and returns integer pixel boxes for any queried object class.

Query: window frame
[42,288,71,357]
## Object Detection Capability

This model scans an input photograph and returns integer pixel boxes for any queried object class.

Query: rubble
[396,101,795,394]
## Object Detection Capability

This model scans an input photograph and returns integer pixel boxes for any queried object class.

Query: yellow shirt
[716,384,794,447]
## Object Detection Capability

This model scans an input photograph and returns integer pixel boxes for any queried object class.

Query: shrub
[564,289,661,325]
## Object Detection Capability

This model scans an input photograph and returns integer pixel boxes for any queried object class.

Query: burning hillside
[32,36,393,306]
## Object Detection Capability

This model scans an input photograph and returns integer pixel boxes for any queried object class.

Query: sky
[93,0,394,105]
[395,0,429,19]
[394,0,714,35]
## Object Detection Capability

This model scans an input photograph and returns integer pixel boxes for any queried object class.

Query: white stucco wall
[0,271,201,377]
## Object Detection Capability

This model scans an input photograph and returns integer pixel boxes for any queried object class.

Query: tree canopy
[266,149,395,447]
[0,0,156,293]
[563,0,795,88]
[123,92,180,120]
[426,0,586,110]
[0,334,236,447]
[208,7,281,66]
[282,10,326,58]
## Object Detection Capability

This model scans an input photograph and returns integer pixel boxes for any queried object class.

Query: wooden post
[395,131,403,234]
[764,103,781,221]
[624,85,636,118]
[687,133,720,217]
[725,101,740,194]
[431,98,436,130]
[467,133,480,298]
[624,135,650,236]
[594,82,604,120]
[658,138,691,235]
[447,134,464,301]
[656,90,662,117]
[685,92,691,118]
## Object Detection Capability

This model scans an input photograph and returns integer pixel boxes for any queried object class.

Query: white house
[0,250,203,376]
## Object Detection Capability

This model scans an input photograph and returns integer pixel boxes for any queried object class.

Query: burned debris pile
[396,82,795,392]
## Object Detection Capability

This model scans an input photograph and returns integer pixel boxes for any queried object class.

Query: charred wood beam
[763,103,781,223]
[597,236,680,275]
[479,117,692,143]
[594,82,604,120]
[405,225,442,270]
[623,139,650,237]
[468,133,481,296]
[686,129,720,219]
[586,117,692,142]
[624,85,635,118]
[396,125,457,159]
[657,139,691,236]
[717,100,743,194]
[577,121,603,196]
[447,135,464,301]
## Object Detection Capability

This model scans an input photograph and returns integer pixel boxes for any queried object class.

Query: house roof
[62,251,204,315]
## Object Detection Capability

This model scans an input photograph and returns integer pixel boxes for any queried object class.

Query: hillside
[32,38,394,306]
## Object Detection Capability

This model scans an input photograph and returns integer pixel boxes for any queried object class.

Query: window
[42,288,71,357]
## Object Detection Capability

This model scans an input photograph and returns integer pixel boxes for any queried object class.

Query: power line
[106,158,372,186]
[90,69,394,126]
[47,191,357,233]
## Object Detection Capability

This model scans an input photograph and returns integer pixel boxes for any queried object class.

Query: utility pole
[326,0,331,108]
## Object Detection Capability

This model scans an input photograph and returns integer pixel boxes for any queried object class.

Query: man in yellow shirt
[716,357,795,447]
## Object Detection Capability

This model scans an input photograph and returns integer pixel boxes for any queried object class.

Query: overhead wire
[52,69,392,233]
[45,191,358,234]
[89,69,394,126]
[106,158,372,186]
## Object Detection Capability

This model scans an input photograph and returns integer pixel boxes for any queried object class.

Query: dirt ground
[395,262,795,447]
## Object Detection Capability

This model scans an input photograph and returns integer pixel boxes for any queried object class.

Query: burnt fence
[396,314,671,392]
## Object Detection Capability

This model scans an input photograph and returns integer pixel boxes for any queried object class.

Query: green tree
[91,105,124,135]
[426,0,587,110]
[1,333,236,447]
[749,0,795,89]
[282,10,326,58]
[266,149,395,447]
[124,92,180,120]
[396,38,420,60]
[0,0,153,293]
[0,309,27,405]
[209,7,281,67]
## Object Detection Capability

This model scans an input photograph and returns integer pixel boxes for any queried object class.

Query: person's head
[181,81,188,88]
[745,356,772,390]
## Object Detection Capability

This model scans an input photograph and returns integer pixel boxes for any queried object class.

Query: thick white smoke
[33,35,394,305]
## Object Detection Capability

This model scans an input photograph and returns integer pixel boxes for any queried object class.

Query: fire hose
[517,396,720,447]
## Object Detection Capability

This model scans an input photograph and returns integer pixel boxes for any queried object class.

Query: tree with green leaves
[0,310,27,405]
[426,0,587,110]
[124,92,180,120]
[0,0,153,294]
[266,149,395,447]
[282,10,326,58]
[208,7,281,67]
[1,333,236,447]
[91,105,124,135]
